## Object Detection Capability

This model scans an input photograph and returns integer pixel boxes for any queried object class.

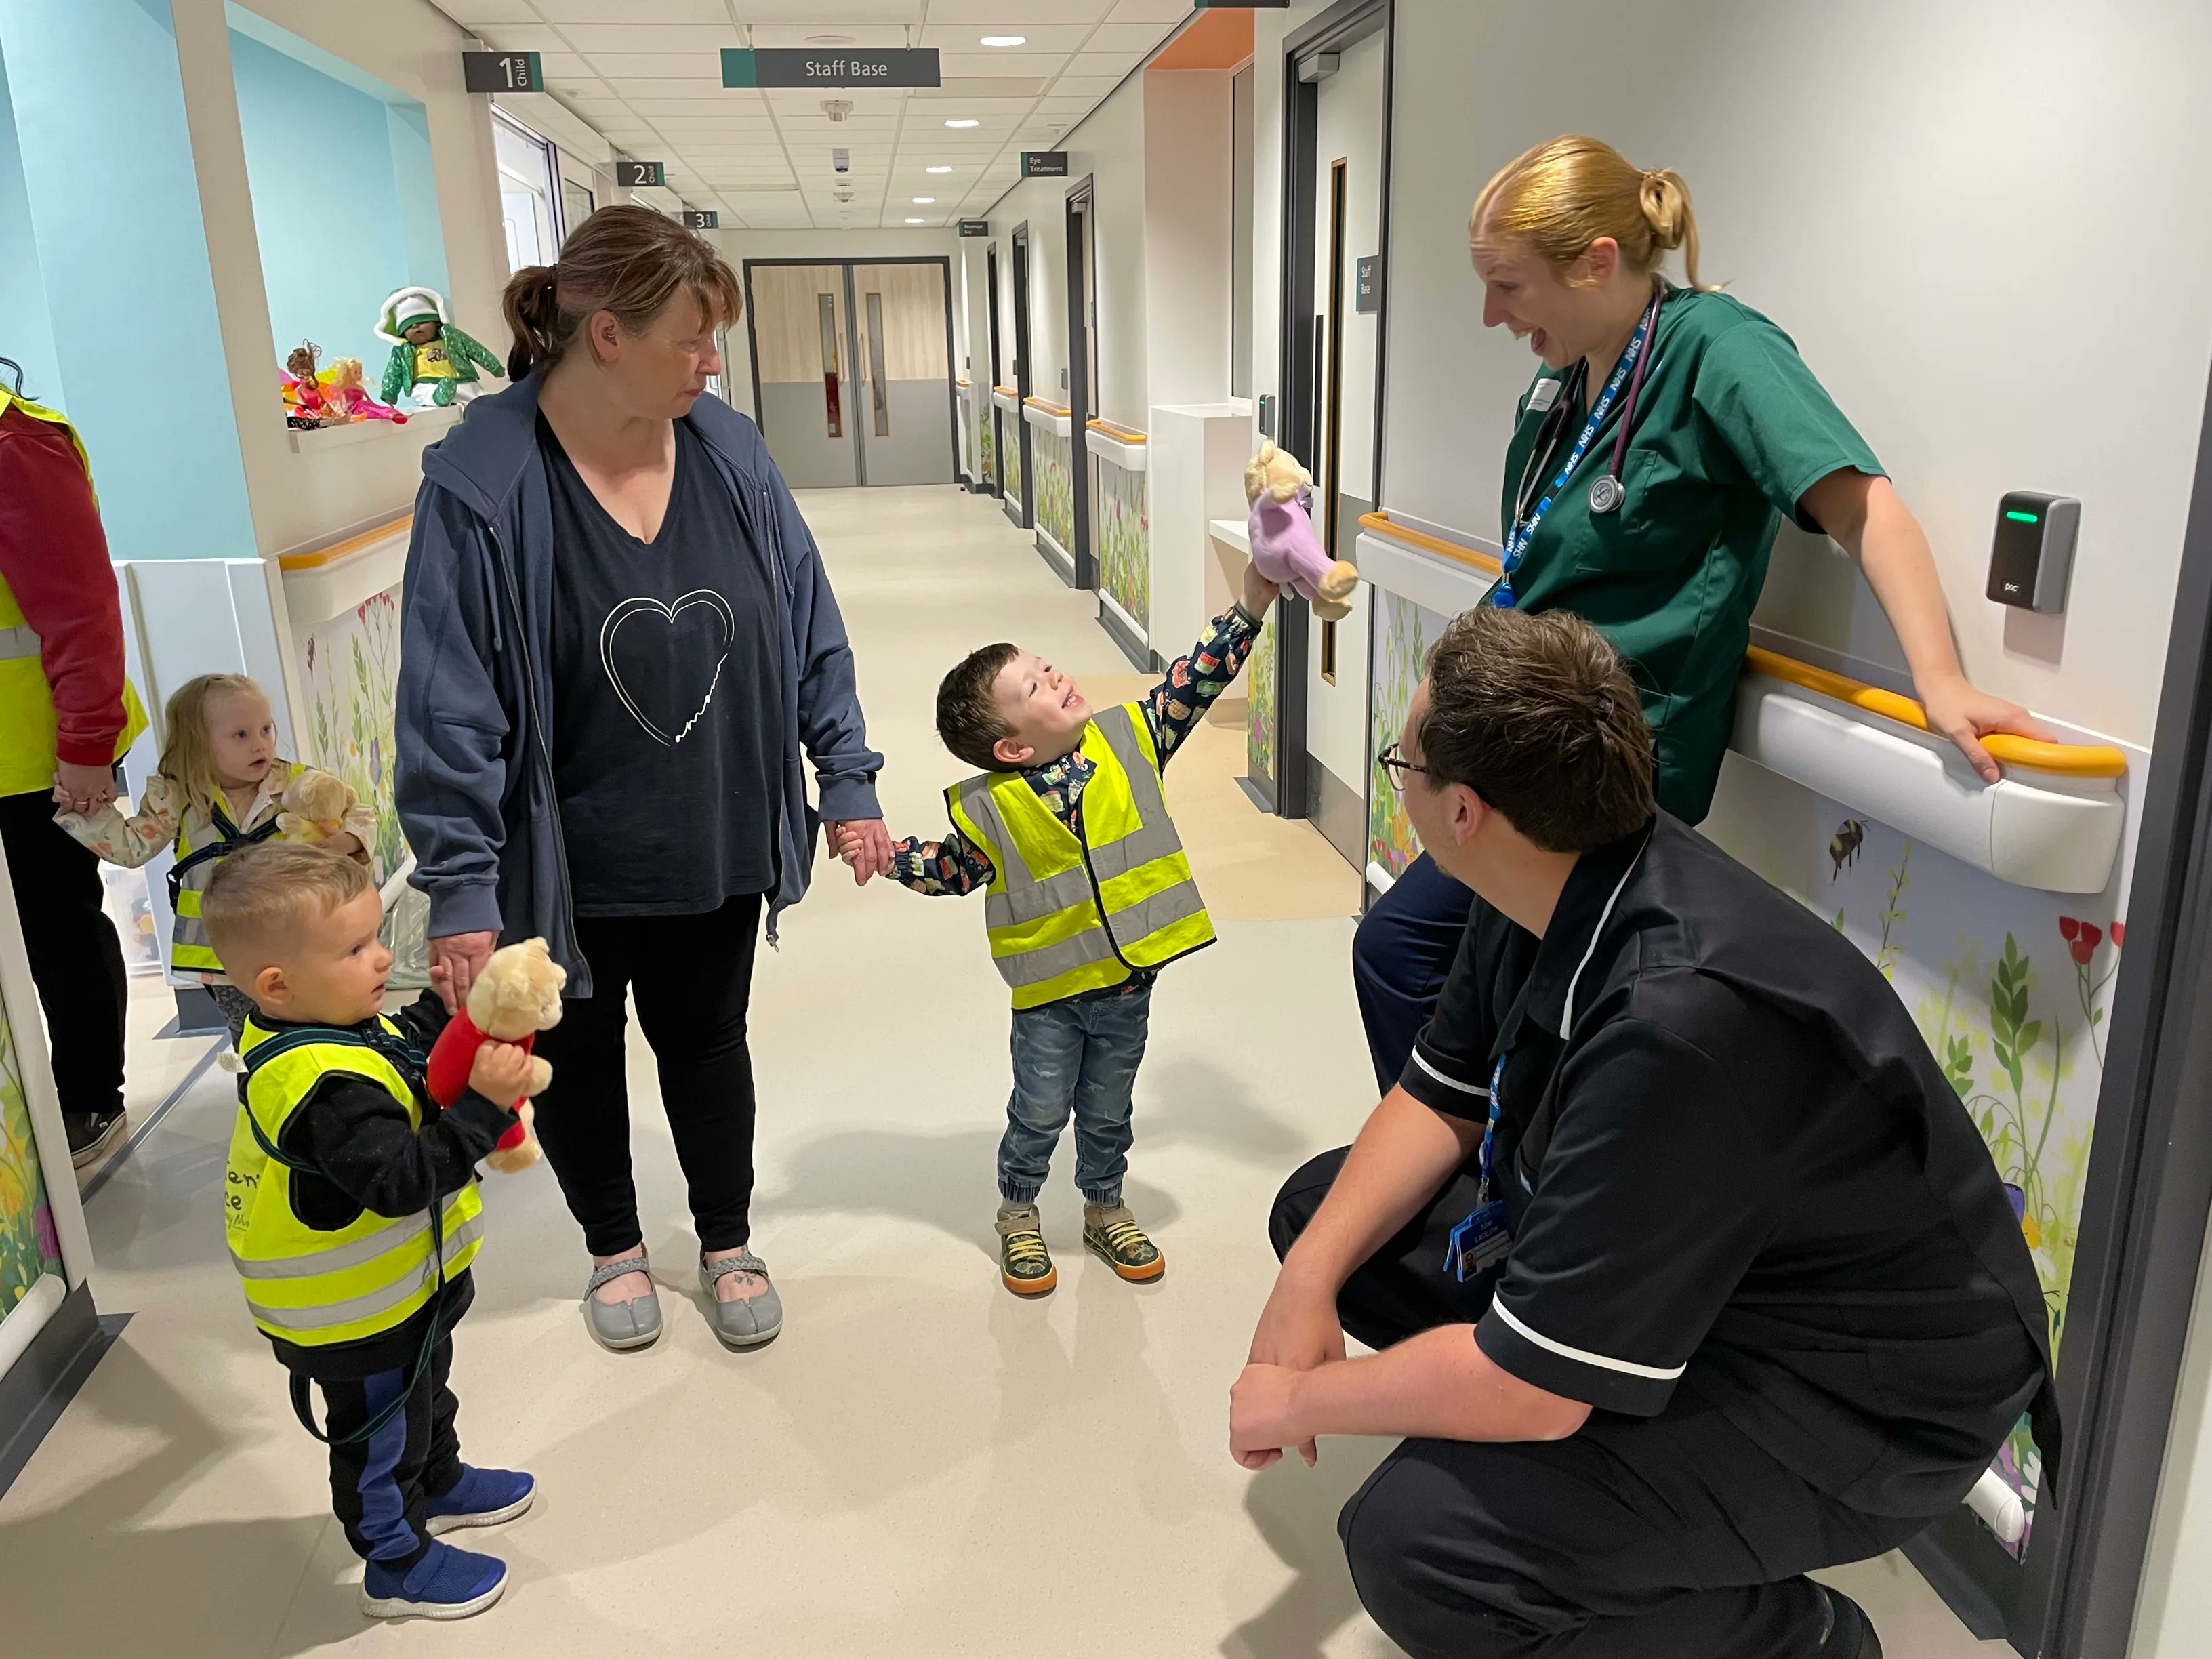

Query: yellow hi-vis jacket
[224,1015,485,1349]
[947,701,1215,1010]
[0,389,148,797]
[167,761,306,974]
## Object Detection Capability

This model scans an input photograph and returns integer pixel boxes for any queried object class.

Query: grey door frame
[740,255,958,487]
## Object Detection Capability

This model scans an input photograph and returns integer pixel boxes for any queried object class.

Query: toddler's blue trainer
[424,1465,537,1536]
[360,1540,508,1621]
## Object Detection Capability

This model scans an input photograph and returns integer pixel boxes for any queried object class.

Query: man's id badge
[1444,1201,1512,1284]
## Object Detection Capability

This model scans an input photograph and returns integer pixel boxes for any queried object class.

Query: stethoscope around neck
[1510,283,1666,530]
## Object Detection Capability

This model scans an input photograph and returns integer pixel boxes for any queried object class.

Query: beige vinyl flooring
[7,484,2003,1656]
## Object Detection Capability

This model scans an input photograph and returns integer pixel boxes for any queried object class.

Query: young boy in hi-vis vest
[843,562,1279,1296]
[203,842,536,1622]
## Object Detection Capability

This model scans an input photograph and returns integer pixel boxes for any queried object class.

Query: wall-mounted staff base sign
[722,48,941,89]
[464,51,542,93]
[617,161,666,189]
[959,219,991,238]
[1020,152,1069,178]
[682,211,720,230]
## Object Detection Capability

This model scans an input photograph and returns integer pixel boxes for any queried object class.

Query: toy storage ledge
[1732,649,2128,895]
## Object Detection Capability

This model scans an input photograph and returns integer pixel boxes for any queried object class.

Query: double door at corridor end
[744,258,956,489]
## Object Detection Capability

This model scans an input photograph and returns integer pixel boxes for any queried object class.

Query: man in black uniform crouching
[1230,605,2055,1659]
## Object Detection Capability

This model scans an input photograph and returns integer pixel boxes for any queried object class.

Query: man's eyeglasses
[1377,741,1430,790]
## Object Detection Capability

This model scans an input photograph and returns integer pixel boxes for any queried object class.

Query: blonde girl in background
[57,672,373,1046]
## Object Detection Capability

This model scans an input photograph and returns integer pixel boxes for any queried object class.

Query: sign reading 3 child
[721,48,942,89]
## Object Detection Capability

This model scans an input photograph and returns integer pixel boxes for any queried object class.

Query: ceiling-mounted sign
[722,47,941,89]
[958,219,991,238]
[615,160,666,188]
[1355,255,1382,313]
[462,51,542,93]
[1020,151,1069,178]
[681,211,720,230]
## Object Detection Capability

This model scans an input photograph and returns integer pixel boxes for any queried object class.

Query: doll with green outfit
[377,287,506,410]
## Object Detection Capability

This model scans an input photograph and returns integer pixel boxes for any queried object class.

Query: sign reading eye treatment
[721,48,941,89]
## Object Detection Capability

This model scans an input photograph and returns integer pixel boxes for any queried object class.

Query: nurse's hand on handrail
[1918,675,2054,787]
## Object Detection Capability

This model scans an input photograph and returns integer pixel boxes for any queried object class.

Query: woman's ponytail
[1637,168,1701,291]
[502,264,561,380]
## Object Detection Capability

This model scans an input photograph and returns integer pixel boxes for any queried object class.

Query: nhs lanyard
[1477,1053,1507,1202]
[1495,296,1659,608]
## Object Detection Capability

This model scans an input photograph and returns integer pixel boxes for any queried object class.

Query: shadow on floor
[1224,1437,1397,1659]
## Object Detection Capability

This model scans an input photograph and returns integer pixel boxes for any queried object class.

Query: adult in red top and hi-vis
[0,379,150,1166]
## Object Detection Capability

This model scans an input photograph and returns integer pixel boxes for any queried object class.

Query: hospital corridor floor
[1,485,2003,1656]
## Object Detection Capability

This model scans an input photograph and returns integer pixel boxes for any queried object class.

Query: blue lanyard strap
[1477,1053,1506,1203]
[1495,297,1659,609]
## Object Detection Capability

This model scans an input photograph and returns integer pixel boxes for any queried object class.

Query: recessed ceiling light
[981,35,1025,48]
[926,166,952,174]
[912,196,935,203]
[905,217,925,224]
[945,119,979,128]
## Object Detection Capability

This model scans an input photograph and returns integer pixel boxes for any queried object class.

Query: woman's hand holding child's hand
[468,1039,534,1107]
[828,818,893,887]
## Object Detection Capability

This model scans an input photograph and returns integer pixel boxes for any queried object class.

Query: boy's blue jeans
[998,984,1152,1207]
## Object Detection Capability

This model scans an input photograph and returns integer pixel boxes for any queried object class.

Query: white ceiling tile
[910,77,1049,99]
[745,24,912,48]
[1042,75,1120,96]
[917,24,1093,52]
[936,52,1072,77]
[532,0,729,20]
[602,81,738,101]
[1085,22,1176,52]
[729,0,925,21]
[609,96,768,117]
[439,0,544,23]
[569,52,725,77]
[1070,50,1144,75]
[472,24,569,51]
[925,1,1113,24]
[554,24,739,52]
[1106,0,1196,21]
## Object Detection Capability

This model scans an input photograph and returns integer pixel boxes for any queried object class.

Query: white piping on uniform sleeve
[1490,1299,1687,1382]
[1410,1048,1486,1096]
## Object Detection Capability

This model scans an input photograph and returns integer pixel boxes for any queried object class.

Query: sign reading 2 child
[721,48,941,89]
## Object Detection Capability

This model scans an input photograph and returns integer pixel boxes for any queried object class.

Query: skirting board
[1097,594,1152,670]
[0,1281,127,1502]
[1036,529,1075,586]
[1303,760,1366,872]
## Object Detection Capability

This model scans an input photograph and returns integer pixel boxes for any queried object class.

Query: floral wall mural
[1033,425,1075,556]
[981,411,996,486]
[1247,605,1277,788]
[296,588,407,888]
[1368,591,1452,880]
[1805,806,2118,1557]
[0,978,64,1330]
[1092,455,1149,633]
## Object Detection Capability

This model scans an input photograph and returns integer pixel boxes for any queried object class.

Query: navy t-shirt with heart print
[540,414,783,916]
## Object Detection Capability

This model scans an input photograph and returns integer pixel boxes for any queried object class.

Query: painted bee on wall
[1829,819,1866,881]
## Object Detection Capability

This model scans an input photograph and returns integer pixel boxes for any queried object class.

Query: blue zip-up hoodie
[393,373,882,998]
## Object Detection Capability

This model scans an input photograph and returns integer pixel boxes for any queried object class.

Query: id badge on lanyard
[1444,1054,1515,1285]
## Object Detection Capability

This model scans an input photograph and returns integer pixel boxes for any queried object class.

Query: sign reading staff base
[1020,152,1069,179]
[682,211,720,230]
[722,48,941,89]
[463,51,542,93]
[616,161,666,189]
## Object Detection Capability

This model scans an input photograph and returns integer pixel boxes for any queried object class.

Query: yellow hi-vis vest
[167,760,306,973]
[0,389,148,798]
[224,1015,485,1348]
[947,701,1215,1010]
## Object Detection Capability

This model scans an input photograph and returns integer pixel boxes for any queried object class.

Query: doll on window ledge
[376,286,506,410]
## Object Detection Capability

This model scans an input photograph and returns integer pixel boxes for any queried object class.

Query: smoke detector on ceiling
[822,99,853,123]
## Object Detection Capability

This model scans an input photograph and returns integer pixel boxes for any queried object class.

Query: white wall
[1141,70,1232,412]
[177,0,512,556]
[1378,0,2211,754]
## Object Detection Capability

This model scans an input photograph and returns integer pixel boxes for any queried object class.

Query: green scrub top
[1500,287,1884,822]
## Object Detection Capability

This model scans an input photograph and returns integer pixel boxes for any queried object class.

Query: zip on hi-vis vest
[946,702,1216,1011]
[231,1019,472,1447]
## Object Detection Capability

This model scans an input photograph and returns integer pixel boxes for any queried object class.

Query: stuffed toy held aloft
[1245,441,1359,623]
[424,937,566,1174]
[376,286,506,411]
[319,357,409,424]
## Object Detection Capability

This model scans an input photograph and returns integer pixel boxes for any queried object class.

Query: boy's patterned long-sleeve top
[891,603,1263,896]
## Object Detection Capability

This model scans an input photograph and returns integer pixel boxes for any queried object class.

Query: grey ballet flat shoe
[699,1248,783,1349]
[583,1254,662,1352]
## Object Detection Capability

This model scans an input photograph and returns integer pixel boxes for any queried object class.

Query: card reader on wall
[1986,491,2079,613]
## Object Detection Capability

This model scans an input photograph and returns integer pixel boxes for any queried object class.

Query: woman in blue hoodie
[395,208,889,1355]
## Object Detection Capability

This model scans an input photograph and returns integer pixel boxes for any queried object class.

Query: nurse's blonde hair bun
[1473,136,1710,291]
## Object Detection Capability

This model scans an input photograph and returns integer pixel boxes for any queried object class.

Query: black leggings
[0,789,127,1120]
[530,895,762,1258]
[1271,1150,1936,1659]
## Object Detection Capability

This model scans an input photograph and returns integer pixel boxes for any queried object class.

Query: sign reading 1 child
[463,51,542,93]
[721,48,941,89]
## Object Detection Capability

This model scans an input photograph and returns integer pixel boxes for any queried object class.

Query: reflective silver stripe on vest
[996,879,1209,988]
[0,623,39,662]
[230,1206,443,1280]
[240,1213,484,1333]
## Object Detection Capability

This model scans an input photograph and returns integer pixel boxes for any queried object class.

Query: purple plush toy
[1244,441,1360,622]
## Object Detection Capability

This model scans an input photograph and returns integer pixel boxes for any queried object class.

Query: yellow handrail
[1086,418,1146,443]
[1357,512,1504,577]
[1023,396,1071,417]
[277,514,412,572]
[1743,647,2126,778]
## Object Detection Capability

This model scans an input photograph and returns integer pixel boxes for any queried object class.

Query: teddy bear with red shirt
[424,937,564,1173]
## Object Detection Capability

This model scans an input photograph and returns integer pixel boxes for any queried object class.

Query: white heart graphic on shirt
[599,589,735,746]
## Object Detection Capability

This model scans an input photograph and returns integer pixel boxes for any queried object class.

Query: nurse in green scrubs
[1353,134,2047,1088]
